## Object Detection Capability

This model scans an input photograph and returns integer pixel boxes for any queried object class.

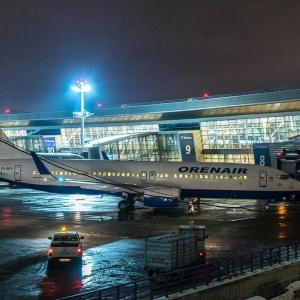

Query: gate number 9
[186,145,191,155]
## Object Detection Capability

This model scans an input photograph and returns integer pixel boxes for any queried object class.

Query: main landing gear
[118,197,136,211]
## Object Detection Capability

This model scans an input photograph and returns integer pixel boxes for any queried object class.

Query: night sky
[0,1,299,112]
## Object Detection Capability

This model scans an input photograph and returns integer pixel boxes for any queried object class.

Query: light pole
[71,79,93,147]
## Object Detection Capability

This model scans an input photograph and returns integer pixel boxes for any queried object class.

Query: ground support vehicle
[145,225,207,277]
[47,228,84,267]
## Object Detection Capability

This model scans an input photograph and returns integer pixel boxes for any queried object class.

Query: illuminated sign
[178,166,248,174]
[179,133,196,162]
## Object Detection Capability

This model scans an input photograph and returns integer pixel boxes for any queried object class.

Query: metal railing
[57,241,300,300]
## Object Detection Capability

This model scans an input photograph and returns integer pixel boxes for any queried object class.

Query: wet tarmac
[1,185,300,299]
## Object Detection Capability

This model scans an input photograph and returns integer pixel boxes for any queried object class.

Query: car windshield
[53,234,78,241]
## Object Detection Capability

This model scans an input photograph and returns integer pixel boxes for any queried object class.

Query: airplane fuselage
[0,157,299,202]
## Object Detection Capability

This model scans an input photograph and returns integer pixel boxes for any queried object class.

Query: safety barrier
[57,241,300,300]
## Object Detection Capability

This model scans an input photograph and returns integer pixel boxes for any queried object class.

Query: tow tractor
[145,225,208,277]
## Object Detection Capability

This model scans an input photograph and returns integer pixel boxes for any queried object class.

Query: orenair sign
[178,167,248,174]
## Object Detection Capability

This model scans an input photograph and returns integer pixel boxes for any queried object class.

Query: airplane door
[149,171,156,181]
[140,171,147,181]
[14,165,22,181]
[259,170,267,187]
[140,171,156,181]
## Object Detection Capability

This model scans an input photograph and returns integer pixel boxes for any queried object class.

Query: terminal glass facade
[4,115,300,164]
[61,125,159,147]
[199,115,300,163]
[61,125,179,161]
[101,133,180,161]
[4,130,45,152]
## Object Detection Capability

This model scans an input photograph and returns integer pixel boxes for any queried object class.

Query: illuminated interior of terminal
[5,114,300,164]
[199,115,300,163]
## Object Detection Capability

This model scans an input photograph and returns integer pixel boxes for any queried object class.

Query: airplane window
[174,174,177,178]
[179,174,183,178]
[210,175,213,179]
[33,171,37,175]
[200,175,203,179]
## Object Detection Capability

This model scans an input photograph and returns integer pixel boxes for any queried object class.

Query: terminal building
[1,87,300,166]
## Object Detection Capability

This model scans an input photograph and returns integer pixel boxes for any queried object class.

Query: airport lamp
[71,79,93,147]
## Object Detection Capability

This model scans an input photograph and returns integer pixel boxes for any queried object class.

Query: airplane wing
[30,151,180,200]
[31,152,142,193]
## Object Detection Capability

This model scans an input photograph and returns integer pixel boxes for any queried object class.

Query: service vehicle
[145,225,207,276]
[47,227,84,267]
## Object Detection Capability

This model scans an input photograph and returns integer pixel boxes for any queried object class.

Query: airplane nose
[294,180,300,191]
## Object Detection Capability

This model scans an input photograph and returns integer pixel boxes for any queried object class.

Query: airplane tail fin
[0,129,11,142]
[0,129,30,159]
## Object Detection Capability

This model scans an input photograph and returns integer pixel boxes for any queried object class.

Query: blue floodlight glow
[71,83,91,93]
[82,84,91,92]
[71,86,81,92]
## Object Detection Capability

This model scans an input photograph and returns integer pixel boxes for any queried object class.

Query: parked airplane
[0,129,300,210]
[37,153,85,159]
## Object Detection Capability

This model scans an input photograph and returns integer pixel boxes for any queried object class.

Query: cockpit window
[277,174,290,180]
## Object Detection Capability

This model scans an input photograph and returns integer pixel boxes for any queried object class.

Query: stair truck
[145,225,207,277]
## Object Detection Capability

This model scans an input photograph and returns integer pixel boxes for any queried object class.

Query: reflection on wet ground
[1,187,300,299]
[40,264,83,299]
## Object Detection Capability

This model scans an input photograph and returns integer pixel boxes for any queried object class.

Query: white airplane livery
[0,129,300,210]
